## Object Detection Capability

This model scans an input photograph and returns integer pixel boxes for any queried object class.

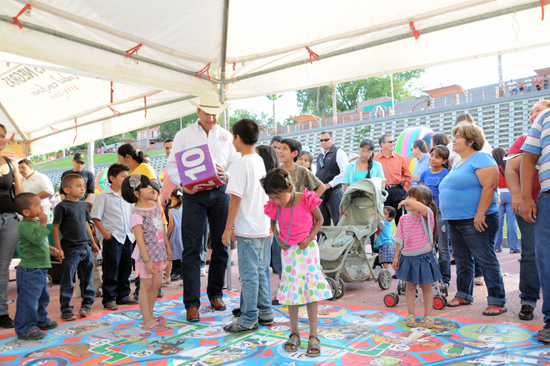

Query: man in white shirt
[315,131,348,226]
[18,159,54,220]
[166,91,240,322]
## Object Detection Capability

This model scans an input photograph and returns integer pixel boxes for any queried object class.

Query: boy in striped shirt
[520,107,550,343]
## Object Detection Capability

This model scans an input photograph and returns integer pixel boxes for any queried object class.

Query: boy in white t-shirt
[222,118,274,334]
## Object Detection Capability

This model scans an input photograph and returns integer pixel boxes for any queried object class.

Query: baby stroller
[318,179,392,300]
[384,273,449,309]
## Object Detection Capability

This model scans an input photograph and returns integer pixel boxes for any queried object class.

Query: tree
[158,114,198,141]
[296,70,425,116]
[229,109,271,130]
[266,94,283,128]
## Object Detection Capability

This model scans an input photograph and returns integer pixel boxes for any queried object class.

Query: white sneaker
[200,267,206,277]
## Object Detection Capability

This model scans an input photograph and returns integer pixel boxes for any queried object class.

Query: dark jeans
[14,267,52,338]
[535,191,550,322]
[319,186,344,226]
[385,186,407,225]
[172,260,182,276]
[59,246,95,312]
[102,236,133,305]
[436,212,451,284]
[271,237,282,280]
[516,215,540,307]
[448,212,506,307]
[182,187,229,309]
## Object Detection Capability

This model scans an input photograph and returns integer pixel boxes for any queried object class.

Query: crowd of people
[0,92,549,348]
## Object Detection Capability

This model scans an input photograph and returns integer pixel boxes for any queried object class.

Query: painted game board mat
[0,292,548,365]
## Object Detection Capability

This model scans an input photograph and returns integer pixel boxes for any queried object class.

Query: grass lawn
[35,150,166,172]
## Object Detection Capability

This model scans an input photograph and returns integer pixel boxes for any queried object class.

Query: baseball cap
[74,152,86,163]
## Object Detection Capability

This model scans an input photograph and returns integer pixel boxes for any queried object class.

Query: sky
[229,46,550,124]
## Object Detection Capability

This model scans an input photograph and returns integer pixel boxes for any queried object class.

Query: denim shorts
[396,251,442,285]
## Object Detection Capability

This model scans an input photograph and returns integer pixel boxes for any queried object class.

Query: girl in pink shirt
[262,168,332,357]
[392,185,441,328]
[122,174,171,331]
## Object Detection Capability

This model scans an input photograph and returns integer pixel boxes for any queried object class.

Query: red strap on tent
[196,63,211,79]
[144,97,147,118]
[306,47,319,64]
[232,62,236,71]
[26,133,35,151]
[125,43,143,64]
[409,21,419,40]
[73,118,78,143]
[541,0,546,20]
[12,4,31,29]
[48,125,59,133]
[108,106,120,116]
[10,134,15,144]
[110,81,114,103]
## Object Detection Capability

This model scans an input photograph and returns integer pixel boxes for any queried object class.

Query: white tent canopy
[0,0,548,155]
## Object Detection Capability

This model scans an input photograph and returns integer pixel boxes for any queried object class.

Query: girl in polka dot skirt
[262,168,332,357]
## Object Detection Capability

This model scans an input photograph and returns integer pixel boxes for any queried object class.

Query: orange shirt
[374,152,412,190]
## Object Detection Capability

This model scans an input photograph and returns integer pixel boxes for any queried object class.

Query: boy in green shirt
[13,193,60,340]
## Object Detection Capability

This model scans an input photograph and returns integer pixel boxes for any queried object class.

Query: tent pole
[224,1,541,84]
[87,141,94,174]
[0,101,28,156]
[33,95,195,143]
[220,0,230,132]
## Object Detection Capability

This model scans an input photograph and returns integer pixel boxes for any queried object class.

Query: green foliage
[355,125,372,143]
[296,70,425,117]
[158,114,198,141]
[229,109,271,130]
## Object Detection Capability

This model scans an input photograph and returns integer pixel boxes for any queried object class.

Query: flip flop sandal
[423,316,435,329]
[447,297,472,307]
[405,314,417,327]
[141,323,167,331]
[306,335,321,357]
[482,305,508,316]
[156,316,167,326]
[283,332,301,352]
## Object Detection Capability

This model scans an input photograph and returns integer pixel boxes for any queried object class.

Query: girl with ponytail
[342,139,385,191]
[117,144,158,182]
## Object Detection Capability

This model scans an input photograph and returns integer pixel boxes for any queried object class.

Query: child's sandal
[405,314,416,327]
[283,332,301,352]
[306,335,321,357]
[423,315,434,329]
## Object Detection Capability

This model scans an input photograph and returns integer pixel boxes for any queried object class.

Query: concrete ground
[0,249,545,338]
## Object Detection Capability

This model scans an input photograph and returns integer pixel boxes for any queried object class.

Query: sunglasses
[320,138,331,142]
[385,140,395,144]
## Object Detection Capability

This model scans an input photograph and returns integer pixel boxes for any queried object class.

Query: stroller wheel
[384,293,399,307]
[433,295,446,310]
[442,282,449,297]
[377,269,392,290]
[397,280,405,295]
[335,278,346,299]
[326,277,338,300]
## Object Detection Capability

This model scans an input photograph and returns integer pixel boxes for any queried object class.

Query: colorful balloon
[395,127,434,174]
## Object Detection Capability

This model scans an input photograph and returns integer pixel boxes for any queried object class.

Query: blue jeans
[535,191,550,322]
[0,213,19,316]
[14,267,52,338]
[240,235,272,309]
[59,246,95,312]
[181,187,229,309]
[236,236,273,327]
[495,191,520,251]
[516,215,540,307]
[448,212,506,307]
[436,212,451,284]
[319,187,344,226]
[102,236,133,305]
[271,236,282,280]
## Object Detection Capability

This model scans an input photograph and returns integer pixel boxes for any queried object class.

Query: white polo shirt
[21,171,55,217]
[166,120,240,185]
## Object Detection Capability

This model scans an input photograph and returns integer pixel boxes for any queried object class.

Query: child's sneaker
[38,321,59,331]
[537,321,550,343]
[61,311,76,321]
[79,307,91,317]
[18,328,47,340]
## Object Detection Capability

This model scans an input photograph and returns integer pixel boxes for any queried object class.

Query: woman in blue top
[439,124,507,316]
[342,139,385,190]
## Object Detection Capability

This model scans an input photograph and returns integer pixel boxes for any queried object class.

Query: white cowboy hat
[189,91,229,115]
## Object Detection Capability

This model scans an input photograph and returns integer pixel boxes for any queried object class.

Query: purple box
[175,144,223,192]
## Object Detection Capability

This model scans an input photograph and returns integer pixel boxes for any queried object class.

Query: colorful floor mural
[0,292,548,365]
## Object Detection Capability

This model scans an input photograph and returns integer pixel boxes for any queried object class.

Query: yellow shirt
[131,163,158,181]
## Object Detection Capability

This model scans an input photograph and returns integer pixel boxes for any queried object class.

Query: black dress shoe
[519,305,534,321]
[0,315,14,328]
[170,274,182,281]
